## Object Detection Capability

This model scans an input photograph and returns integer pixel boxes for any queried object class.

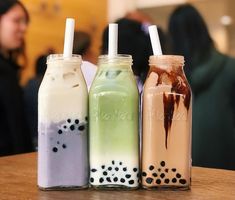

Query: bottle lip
[98,54,133,65]
[149,55,184,65]
[47,54,82,64]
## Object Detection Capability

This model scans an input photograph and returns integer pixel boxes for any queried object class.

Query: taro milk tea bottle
[142,55,192,189]
[38,19,88,190]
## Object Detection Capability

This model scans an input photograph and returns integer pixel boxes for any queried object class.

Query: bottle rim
[47,54,82,64]
[149,55,184,66]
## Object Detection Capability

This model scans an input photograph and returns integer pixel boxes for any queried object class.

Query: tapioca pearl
[90,178,94,183]
[91,168,97,172]
[75,119,79,124]
[172,168,176,172]
[165,168,169,173]
[67,119,71,123]
[125,174,131,179]
[103,171,108,176]
[128,180,134,185]
[142,172,147,177]
[106,177,111,182]
[78,125,85,131]
[70,125,75,131]
[113,177,118,182]
[133,168,138,172]
[176,173,181,178]
[119,162,122,165]
[160,173,165,178]
[156,179,161,184]
[108,167,112,171]
[52,147,58,152]
[57,141,60,144]
[149,165,154,170]
[146,177,153,184]
[172,178,177,183]
[115,167,119,171]
[99,178,104,183]
[58,130,63,134]
[152,173,158,177]
[112,160,115,165]
[101,165,105,169]
[160,161,165,167]
[62,144,67,149]
[120,178,125,183]
[63,125,67,129]
[137,172,140,178]
[164,179,170,184]
[179,179,187,184]
[158,168,161,172]
[123,167,127,172]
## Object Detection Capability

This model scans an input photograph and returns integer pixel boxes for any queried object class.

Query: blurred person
[168,4,235,170]
[0,0,33,156]
[73,31,97,90]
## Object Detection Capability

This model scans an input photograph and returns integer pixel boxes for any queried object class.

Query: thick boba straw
[148,25,162,56]
[63,18,75,58]
[108,23,118,58]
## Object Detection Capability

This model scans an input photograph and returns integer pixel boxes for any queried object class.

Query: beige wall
[21,0,107,85]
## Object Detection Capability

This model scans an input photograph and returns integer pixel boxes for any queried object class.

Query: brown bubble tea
[142,55,192,189]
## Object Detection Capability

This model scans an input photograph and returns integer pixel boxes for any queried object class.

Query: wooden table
[0,153,234,200]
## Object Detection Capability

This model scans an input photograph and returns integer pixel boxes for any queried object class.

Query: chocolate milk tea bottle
[89,55,139,189]
[142,55,192,189]
[38,54,88,190]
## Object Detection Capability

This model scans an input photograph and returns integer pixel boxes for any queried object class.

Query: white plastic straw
[108,23,118,58]
[148,25,162,56]
[63,18,75,58]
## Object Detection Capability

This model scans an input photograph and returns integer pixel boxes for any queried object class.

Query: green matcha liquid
[89,55,139,189]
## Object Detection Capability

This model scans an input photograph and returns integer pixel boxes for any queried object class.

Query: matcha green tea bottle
[89,53,139,189]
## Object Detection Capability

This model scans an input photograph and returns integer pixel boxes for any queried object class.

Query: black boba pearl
[58,130,63,134]
[103,171,108,176]
[164,179,170,184]
[156,179,161,184]
[160,161,165,167]
[112,160,115,165]
[152,173,158,177]
[113,177,118,182]
[101,165,105,169]
[179,179,187,184]
[62,144,67,149]
[52,147,58,152]
[85,116,88,121]
[106,177,111,182]
[91,168,97,172]
[137,173,140,178]
[149,165,154,170]
[78,125,85,131]
[99,178,104,183]
[158,168,161,172]
[133,168,138,172]
[70,125,75,131]
[57,141,60,144]
[125,174,131,179]
[128,180,134,185]
[115,167,119,171]
[108,167,112,171]
[142,172,147,176]
[120,178,125,183]
[172,178,177,183]
[123,167,127,171]
[67,119,71,123]
[63,125,67,129]
[119,162,122,165]
[176,173,181,178]
[165,168,169,173]
[75,119,79,124]
[90,177,94,183]
[172,168,177,172]
[160,173,165,178]
[146,177,153,184]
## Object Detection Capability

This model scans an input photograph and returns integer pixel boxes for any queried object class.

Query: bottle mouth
[149,55,185,68]
[98,54,133,65]
[47,54,82,64]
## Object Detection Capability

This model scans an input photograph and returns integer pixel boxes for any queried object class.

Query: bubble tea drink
[142,55,192,189]
[38,19,88,190]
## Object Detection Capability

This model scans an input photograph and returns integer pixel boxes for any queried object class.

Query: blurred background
[20,0,235,84]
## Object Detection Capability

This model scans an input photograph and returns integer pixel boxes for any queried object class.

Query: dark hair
[168,4,214,72]
[73,31,91,55]
[0,0,30,67]
[101,18,153,83]
[35,55,47,76]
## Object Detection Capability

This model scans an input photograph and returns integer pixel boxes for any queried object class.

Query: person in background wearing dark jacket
[0,0,33,156]
[168,4,235,170]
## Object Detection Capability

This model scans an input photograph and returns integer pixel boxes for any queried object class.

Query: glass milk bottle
[142,55,192,190]
[89,55,139,189]
[38,54,88,190]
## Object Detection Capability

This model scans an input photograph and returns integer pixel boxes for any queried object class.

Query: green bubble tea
[89,55,139,189]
